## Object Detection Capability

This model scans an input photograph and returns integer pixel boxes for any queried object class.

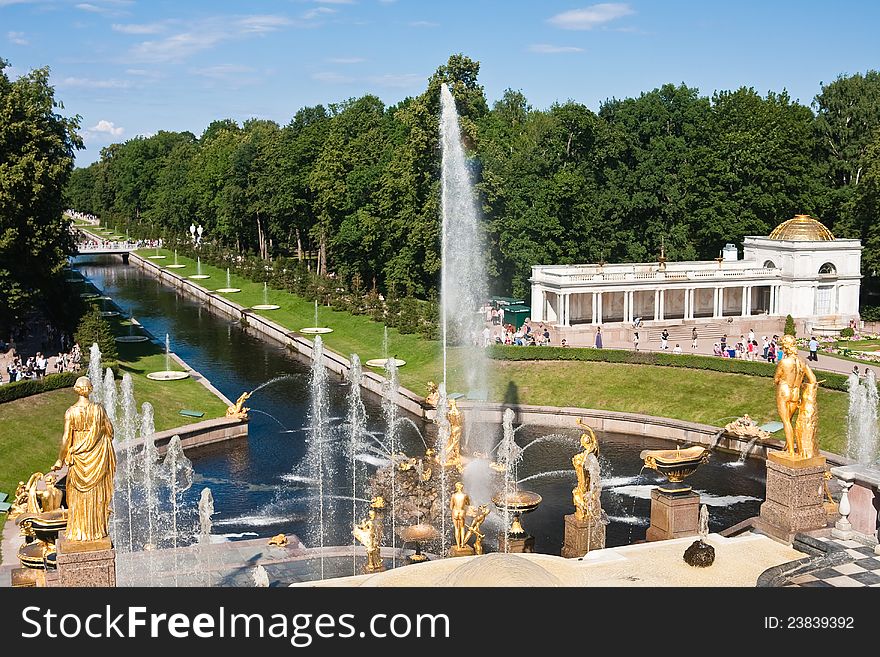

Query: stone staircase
[644,323,728,344]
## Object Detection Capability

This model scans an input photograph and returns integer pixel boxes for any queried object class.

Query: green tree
[0,60,82,332]
[74,306,118,362]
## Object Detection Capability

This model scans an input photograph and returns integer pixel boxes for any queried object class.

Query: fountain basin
[146,371,190,381]
[165,264,187,269]
[365,358,405,368]
[188,274,211,280]
[215,288,241,293]
[100,311,120,318]
[640,446,709,494]
[80,293,99,299]
[115,335,149,343]
[253,304,281,311]
[148,255,167,259]
[300,326,332,334]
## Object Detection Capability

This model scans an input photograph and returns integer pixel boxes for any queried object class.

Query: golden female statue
[353,509,383,573]
[51,376,116,542]
[774,335,820,459]
[572,420,600,521]
[445,398,463,466]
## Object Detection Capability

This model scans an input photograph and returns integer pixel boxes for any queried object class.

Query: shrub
[485,345,850,392]
[840,327,855,338]
[784,314,796,336]
[0,371,82,404]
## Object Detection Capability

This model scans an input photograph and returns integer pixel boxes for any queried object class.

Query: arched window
[763,260,777,269]
[819,262,837,275]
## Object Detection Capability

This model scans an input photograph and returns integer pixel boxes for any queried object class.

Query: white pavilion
[529,215,862,333]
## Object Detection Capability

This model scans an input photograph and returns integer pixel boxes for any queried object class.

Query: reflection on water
[75,256,766,557]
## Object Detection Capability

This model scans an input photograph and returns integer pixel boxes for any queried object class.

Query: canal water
[73,256,766,558]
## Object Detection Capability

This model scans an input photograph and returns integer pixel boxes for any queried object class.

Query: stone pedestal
[646,489,700,542]
[448,545,476,558]
[11,568,45,587]
[759,454,827,538]
[505,536,535,553]
[561,514,606,558]
[52,537,116,587]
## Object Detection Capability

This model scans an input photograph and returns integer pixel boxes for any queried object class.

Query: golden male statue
[774,335,820,459]
[51,376,116,542]
[572,419,600,521]
[449,481,470,549]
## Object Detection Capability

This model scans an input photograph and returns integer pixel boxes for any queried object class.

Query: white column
[531,285,544,322]
[653,289,660,321]
[591,292,597,324]
[718,288,725,317]
[623,290,629,325]
[563,293,571,327]
[683,288,690,320]
[741,286,748,316]
[659,290,665,321]
[597,292,603,325]
[629,290,636,323]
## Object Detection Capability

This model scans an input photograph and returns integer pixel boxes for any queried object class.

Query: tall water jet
[346,354,368,575]
[162,436,194,586]
[439,83,488,412]
[164,333,171,372]
[847,370,879,464]
[434,382,451,551]
[496,408,522,551]
[382,356,400,566]
[139,402,161,585]
[88,343,104,405]
[305,336,332,579]
[102,367,117,427]
[198,487,215,586]
[118,374,139,558]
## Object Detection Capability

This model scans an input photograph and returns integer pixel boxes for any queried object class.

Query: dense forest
[63,54,880,303]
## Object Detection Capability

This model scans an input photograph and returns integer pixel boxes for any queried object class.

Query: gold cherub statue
[268,533,288,547]
[572,419,600,521]
[774,334,820,459]
[425,381,439,408]
[226,391,251,420]
[25,472,63,515]
[463,505,491,555]
[353,509,384,573]
[8,480,29,519]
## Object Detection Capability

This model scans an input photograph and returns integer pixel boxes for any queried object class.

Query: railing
[533,266,782,286]
[76,242,138,252]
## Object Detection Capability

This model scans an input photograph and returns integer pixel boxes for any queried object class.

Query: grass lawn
[488,360,850,456]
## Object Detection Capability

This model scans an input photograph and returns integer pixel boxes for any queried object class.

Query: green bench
[179,409,204,418]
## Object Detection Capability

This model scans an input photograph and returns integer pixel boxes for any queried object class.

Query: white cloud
[303,6,336,20]
[311,71,355,84]
[7,31,29,45]
[59,76,132,89]
[326,56,365,64]
[409,20,438,28]
[129,15,296,63]
[368,72,423,88]
[112,22,167,35]
[89,119,124,136]
[125,68,162,78]
[528,44,584,54]
[191,64,255,79]
[547,3,634,30]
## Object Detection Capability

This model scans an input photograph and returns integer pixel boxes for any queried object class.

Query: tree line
[22,54,880,319]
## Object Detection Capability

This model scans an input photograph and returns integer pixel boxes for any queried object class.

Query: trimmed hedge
[486,345,851,392]
[0,371,82,404]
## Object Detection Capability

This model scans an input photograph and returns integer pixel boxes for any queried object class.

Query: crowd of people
[476,318,553,347]
[710,329,784,362]
[1,343,82,385]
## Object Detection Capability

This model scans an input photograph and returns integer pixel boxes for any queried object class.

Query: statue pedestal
[11,568,45,587]
[758,454,828,540]
[499,535,535,553]
[448,545,476,558]
[646,489,700,542]
[561,514,605,558]
[52,537,116,587]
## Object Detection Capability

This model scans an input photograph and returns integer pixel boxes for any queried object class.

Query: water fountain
[87,343,105,405]
[252,281,280,311]
[166,250,186,269]
[197,488,215,585]
[189,257,210,280]
[300,299,332,333]
[148,245,166,260]
[115,310,149,343]
[215,268,241,294]
[162,436,195,587]
[253,565,270,587]
[146,333,190,380]
[102,367,117,427]
[846,370,879,465]
[366,326,403,368]
[304,336,333,579]
[683,504,715,567]
[346,354,369,574]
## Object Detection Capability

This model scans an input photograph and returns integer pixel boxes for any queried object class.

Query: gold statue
[51,376,116,542]
[425,381,439,408]
[774,335,820,459]
[462,505,491,555]
[353,509,384,573]
[268,533,288,547]
[226,391,251,420]
[26,472,63,515]
[445,398,463,467]
[572,420,600,521]
[8,481,29,519]
[449,481,470,550]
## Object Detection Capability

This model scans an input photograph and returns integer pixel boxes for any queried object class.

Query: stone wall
[126,416,248,455]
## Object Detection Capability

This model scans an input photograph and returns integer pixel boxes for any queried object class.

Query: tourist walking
[660,329,669,350]
[808,335,819,361]
[691,327,698,350]
[595,326,603,349]
[633,331,640,351]
[720,334,727,352]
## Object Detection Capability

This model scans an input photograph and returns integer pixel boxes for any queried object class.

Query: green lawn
[834,339,880,352]
[488,360,850,456]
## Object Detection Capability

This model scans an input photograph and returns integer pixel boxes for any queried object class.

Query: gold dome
[768,215,834,241]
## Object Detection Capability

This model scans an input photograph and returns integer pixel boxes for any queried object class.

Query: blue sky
[3,0,878,166]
